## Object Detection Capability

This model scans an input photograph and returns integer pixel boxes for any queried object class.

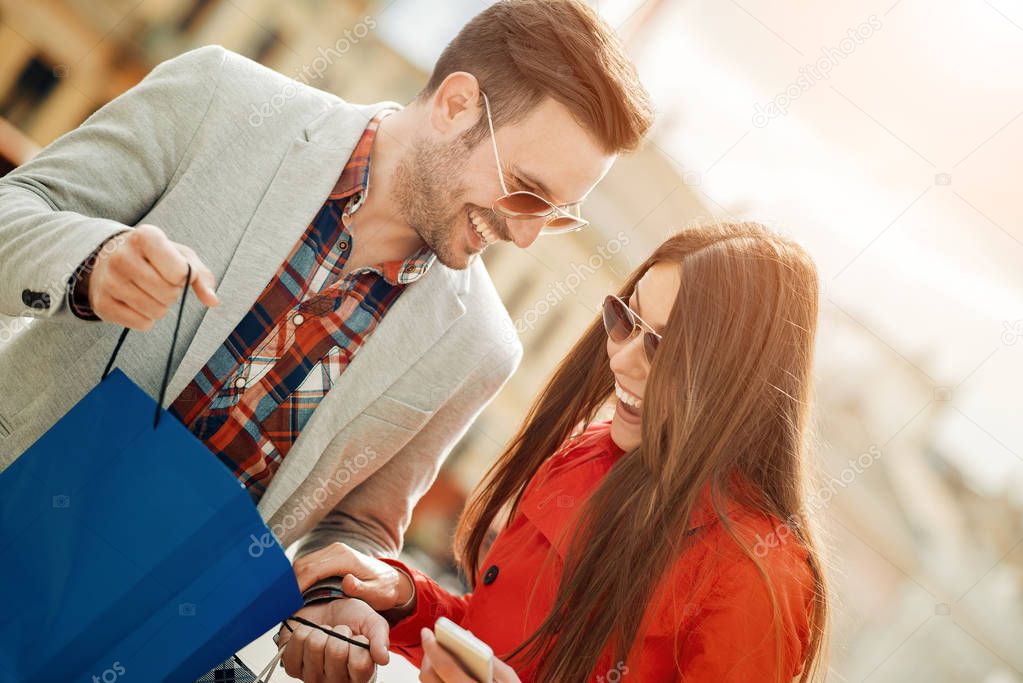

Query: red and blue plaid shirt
[168,110,435,501]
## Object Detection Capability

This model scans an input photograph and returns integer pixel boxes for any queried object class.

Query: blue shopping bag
[0,267,302,682]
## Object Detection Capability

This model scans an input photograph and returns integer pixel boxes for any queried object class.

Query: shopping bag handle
[100,264,192,430]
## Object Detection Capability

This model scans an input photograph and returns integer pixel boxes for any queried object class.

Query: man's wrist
[66,241,107,321]
[301,577,348,607]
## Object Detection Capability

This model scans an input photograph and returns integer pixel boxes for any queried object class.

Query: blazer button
[482,565,499,586]
[22,289,51,310]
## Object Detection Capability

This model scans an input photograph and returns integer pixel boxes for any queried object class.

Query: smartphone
[433,617,494,682]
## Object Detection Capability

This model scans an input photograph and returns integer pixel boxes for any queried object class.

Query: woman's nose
[609,332,649,378]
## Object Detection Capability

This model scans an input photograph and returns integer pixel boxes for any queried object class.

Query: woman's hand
[293,542,414,613]
[418,627,521,683]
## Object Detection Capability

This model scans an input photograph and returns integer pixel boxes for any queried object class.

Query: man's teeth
[469,209,498,246]
[615,382,643,409]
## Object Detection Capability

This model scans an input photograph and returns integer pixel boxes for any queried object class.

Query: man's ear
[428,71,482,137]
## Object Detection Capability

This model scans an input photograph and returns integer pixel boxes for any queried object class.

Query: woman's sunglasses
[603,295,662,363]
[481,91,589,235]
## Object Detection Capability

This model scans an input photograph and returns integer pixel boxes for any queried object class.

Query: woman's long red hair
[455,222,828,681]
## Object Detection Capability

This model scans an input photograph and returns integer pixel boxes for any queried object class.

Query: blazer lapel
[156,96,469,522]
[164,100,399,403]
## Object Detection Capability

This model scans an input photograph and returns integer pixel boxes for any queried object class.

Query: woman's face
[607,262,681,451]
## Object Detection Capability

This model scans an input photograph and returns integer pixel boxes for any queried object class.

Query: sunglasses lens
[541,216,587,234]
[495,192,553,218]
[603,296,634,343]
[644,332,660,363]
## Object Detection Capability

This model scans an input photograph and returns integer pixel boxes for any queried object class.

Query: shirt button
[293,313,305,325]
[234,376,246,388]
[337,240,348,251]
[404,265,416,274]
[482,565,499,586]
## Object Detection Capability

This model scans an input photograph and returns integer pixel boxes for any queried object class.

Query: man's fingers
[132,225,218,307]
[135,225,189,287]
[126,255,185,307]
[359,608,391,665]
[346,633,375,683]
[173,244,219,307]
[302,627,329,683]
[323,624,353,683]
[281,624,310,679]
[116,280,170,321]
[101,296,155,332]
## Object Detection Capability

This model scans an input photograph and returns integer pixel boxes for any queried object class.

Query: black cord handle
[282,616,372,650]
[100,264,192,430]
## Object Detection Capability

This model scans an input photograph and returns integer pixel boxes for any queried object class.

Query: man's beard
[391,134,504,270]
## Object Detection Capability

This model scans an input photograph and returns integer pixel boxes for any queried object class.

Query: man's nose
[507,216,546,248]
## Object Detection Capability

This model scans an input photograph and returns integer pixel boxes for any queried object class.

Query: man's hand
[277,598,389,683]
[419,627,520,683]
[294,543,414,614]
[84,224,219,329]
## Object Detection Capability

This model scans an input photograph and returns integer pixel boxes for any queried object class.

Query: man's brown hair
[419,0,654,154]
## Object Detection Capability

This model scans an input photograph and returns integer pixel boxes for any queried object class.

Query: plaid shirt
[168,109,435,502]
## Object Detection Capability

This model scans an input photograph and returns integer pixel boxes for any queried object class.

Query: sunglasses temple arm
[481,92,511,196]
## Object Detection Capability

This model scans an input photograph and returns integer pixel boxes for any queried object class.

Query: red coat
[384,420,815,681]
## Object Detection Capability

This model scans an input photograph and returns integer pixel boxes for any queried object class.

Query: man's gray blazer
[0,45,522,558]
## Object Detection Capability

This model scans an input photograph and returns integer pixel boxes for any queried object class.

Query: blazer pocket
[0,411,13,439]
[362,393,433,432]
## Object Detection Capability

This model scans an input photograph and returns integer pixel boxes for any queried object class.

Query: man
[0,0,652,680]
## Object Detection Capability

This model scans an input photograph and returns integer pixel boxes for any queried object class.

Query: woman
[288,222,829,682]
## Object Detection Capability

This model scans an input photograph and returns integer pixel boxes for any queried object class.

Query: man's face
[393,96,617,270]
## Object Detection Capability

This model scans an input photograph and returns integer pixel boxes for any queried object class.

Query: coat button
[482,565,499,586]
[22,289,51,310]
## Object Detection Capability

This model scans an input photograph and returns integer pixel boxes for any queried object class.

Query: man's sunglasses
[603,294,662,363]
[481,91,589,235]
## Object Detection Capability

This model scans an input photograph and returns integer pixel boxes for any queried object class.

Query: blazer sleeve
[293,342,522,560]
[0,45,226,320]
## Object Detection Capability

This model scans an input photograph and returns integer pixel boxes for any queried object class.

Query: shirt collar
[379,247,437,285]
[330,108,437,285]
[329,108,394,201]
